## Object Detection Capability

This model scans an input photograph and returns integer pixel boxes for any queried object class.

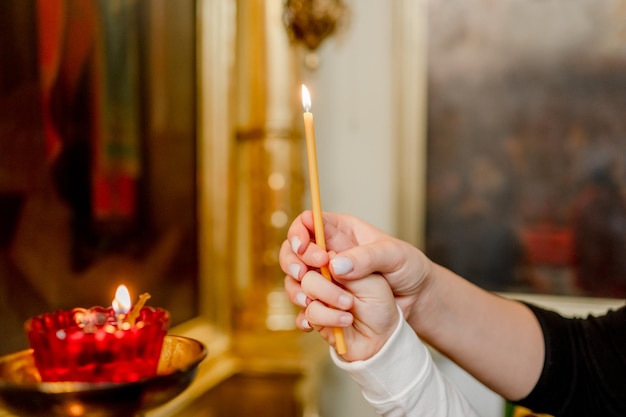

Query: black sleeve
[514,303,626,417]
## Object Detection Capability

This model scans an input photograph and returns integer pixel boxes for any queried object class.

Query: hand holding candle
[301,84,347,355]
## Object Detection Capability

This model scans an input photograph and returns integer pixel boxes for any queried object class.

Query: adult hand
[280,210,433,327]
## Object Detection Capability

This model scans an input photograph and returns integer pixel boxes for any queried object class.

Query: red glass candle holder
[25,307,170,383]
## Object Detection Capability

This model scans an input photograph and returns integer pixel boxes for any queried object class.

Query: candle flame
[112,285,132,315]
[301,84,311,112]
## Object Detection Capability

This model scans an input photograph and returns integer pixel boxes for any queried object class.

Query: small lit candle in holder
[25,285,169,383]
[301,84,347,355]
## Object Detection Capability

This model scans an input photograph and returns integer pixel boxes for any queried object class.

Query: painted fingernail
[288,264,301,279]
[338,294,352,309]
[295,292,308,307]
[331,256,354,275]
[301,319,312,330]
[291,236,301,253]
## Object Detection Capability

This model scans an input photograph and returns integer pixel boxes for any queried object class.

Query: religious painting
[425,0,626,298]
[0,0,198,355]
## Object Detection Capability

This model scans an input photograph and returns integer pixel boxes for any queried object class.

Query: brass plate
[0,335,206,417]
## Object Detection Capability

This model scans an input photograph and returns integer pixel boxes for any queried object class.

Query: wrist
[406,258,444,338]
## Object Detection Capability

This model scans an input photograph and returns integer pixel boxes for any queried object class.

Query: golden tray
[0,335,206,417]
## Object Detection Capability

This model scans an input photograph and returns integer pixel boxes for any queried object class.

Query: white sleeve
[330,305,480,417]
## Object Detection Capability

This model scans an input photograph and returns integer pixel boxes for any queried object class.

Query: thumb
[329,238,429,295]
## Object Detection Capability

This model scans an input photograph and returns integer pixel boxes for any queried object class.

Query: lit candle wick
[112,285,132,329]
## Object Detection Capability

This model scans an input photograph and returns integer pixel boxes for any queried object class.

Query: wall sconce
[283,0,349,69]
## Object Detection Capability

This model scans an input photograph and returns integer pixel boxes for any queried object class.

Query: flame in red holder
[25,307,170,383]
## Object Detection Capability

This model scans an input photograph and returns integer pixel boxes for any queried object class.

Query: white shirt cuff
[329,305,479,417]
[329,304,430,403]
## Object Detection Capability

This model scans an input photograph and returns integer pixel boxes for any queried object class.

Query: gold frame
[147,0,239,414]
[393,0,428,250]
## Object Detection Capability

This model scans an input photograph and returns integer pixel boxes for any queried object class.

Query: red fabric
[36,0,65,160]
[93,174,136,219]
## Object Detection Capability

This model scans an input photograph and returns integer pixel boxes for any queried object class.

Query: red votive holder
[25,307,170,383]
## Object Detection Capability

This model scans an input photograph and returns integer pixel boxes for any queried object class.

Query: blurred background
[1,1,625,416]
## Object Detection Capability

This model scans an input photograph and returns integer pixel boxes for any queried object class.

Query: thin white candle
[301,84,347,355]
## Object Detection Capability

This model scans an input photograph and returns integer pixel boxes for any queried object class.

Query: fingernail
[339,314,352,325]
[291,236,301,253]
[331,256,354,275]
[295,292,307,307]
[301,319,312,330]
[288,264,301,279]
[338,294,352,309]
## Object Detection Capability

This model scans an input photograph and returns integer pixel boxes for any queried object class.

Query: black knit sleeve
[514,303,626,417]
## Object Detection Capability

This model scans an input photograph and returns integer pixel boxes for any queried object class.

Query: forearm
[409,263,545,400]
